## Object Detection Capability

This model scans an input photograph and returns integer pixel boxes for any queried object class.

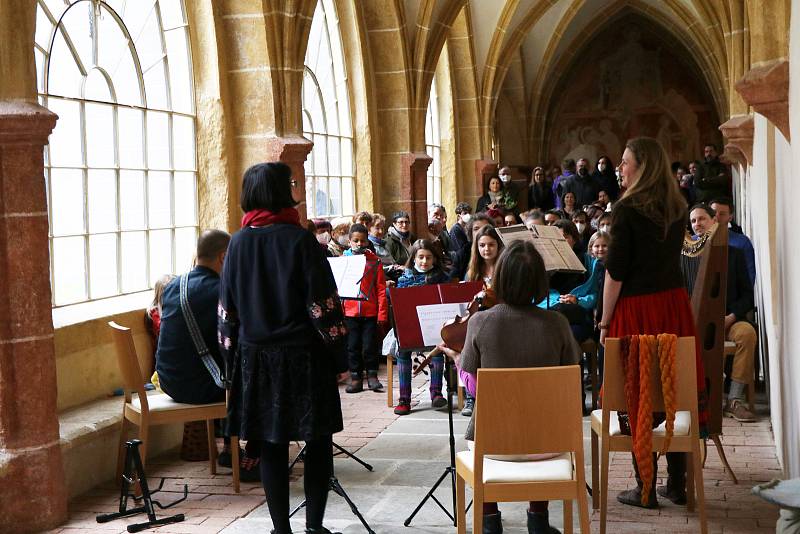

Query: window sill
[52,291,152,329]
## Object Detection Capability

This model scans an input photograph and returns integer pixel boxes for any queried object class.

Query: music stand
[404,356,467,527]
[288,442,375,533]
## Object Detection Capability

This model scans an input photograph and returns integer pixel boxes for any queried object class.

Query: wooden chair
[455,366,590,534]
[108,321,241,493]
[590,337,706,534]
[723,340,756,412]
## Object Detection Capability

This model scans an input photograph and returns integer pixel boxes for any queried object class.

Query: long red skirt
[609,286,708,431]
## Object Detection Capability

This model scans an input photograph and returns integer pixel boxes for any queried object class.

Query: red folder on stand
[389,281,484,351]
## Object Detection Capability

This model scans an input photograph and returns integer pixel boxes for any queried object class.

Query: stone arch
[527,2,729,164]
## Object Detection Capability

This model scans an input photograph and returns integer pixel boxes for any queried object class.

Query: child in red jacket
[343,224,389,392]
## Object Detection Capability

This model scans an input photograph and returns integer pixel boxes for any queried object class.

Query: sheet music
[327,255,366,299]
[532,224,564,240]
[495,224,535,246]
[554,240,587,272]
[416,303,468,347]
[531,240,562,272]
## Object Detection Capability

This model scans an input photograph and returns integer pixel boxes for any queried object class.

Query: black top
[604,201,687,297]
[218,224,348,371]
[528,183,555,211]
[156,266,224,404]
[449,222,469,253]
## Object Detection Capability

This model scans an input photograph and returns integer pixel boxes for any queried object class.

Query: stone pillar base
[265,136,314,223]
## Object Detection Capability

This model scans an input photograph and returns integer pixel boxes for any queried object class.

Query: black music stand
[404,356,470,527]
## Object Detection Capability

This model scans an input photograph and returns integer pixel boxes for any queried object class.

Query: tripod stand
[288,441,376,534]
[404,356,468,527]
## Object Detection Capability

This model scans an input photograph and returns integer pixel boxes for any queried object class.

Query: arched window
[35,0,197,306]
[302,0,354,218]
[425,80,442,206]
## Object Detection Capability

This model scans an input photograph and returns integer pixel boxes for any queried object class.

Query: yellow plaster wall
[0,0,37,101]
[55,310,154,412]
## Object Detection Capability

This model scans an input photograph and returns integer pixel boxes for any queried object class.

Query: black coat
[528,183,555,211]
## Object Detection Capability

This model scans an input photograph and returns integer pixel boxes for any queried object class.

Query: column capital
[264,136,314,223]
[719,114,755,167]
[735,59,789,142]
[0,100,57,144]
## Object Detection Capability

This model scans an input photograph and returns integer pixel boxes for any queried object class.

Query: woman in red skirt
[599,136,707,508]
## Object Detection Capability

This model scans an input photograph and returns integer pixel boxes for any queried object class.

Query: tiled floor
[52,368,782,533]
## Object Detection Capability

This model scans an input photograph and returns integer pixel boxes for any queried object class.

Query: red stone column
[475,158,498,206]
[266,136,314,224]
[400,152,433,238]
[0,101,67,531]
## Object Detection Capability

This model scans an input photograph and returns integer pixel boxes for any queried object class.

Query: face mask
[416,263,433,273]
[350,246,364,254]
[600,224,610,233]
[576,223,586,234]
[337,235,349,247]
[461,213,472,224]
[500,175,511,183]
[316,232,331,245]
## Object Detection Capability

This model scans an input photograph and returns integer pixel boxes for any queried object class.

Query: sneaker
[431,395,448,409]
[657,484,687,505]
[217,448,245,468]
[724,399,757,422]
[345,374,363,394]
[461,398,474,417]
[616,487,658,509]
[367,373,383,392]
[394,402,411,416]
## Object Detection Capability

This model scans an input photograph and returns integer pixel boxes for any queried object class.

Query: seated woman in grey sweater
[438,241,581,534]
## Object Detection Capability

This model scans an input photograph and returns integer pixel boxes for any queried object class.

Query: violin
[411,287,496,376]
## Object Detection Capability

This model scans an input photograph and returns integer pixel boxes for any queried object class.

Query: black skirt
[227,341,343,443]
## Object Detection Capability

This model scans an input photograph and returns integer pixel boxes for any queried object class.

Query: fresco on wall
[546,17,721,167]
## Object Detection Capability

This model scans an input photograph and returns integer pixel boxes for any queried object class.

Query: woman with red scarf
[218,162,347,534]
[600,137,708,509]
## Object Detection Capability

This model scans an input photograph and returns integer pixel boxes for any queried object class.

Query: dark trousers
[345,316,378,375]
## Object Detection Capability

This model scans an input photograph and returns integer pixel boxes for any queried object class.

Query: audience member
[710,198,756,285]
[562,191,579,218]
[312,218,334,256]
[476,176,503,213]
[561,157,600,206]
[695,143,730,202]
[592,155,620,201]
[544,210,562,226]
[597,190,611,209]
[145,273,175,354]
[386,210,415,265]
[528,166,555,210]
[525,208,545,228]
[687,205,757,423]
[343,223,389,394]
[451,212,494,280]
[428,203,453,252]
[553,158,576,208]
[369,213,404,281]
[438,241,580,534]
[503,212,516,227]
[597,212,612,233]
[449,202,472,253]
[327,217,351,257]
[571,210,592,249]
[352,211,374,228]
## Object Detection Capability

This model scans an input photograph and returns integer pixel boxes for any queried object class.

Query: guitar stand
[404,358,471,528]
[289,441,373,473]
[96,439,188,533]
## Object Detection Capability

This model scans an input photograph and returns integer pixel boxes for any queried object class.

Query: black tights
[259,436,333,534]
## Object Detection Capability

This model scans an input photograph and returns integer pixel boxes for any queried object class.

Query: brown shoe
[724,399,756,422]
[345,374,363,393]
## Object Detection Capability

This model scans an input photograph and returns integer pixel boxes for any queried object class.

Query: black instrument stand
[404,357,469,527]
[96,439,188,533]
[288,442,375,533]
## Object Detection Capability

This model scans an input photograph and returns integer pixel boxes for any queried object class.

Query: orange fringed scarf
[621,334,678,506]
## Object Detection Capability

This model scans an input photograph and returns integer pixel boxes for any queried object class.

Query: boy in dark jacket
[343,224,389,392]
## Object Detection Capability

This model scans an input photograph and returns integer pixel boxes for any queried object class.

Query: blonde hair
[149,274,175,313]
[620,137,687,235]
[371,213,386,229]
[588,230,611,254]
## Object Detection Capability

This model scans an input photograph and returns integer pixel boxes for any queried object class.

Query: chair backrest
[108,321,148,407]
[473,365,583,457]
[602,337,697,413]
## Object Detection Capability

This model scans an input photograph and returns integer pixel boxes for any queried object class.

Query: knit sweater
[459,303,581,440]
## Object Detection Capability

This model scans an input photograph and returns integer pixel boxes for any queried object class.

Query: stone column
[266,136,314,224]
[400,152,432,237]
[0,101,66,532]
[474,158,498,207]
